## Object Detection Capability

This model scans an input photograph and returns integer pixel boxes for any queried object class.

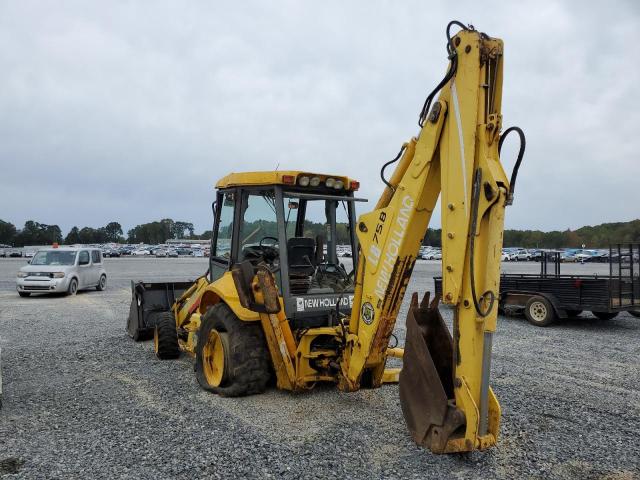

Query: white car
[501,252,512,261]
[132,249,150,256]
[16,247,107,296]
[421,250,442,260]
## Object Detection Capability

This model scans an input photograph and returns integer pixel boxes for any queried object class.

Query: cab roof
[215,171,358,190]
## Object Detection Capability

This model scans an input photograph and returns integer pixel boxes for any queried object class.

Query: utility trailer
[434,244,640,326]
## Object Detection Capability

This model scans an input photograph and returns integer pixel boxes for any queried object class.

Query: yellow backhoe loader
[127,21,525,454]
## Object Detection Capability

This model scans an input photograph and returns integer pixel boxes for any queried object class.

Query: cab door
[77,250,92,287]
[210,190,237,283]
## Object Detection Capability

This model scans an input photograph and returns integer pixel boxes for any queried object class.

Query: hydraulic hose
[418,21,470,127]
[380,145,407,191]
[469,168,496,317]
[498,126,526,206]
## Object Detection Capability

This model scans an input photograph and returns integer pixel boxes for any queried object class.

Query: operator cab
[209,172,364,329]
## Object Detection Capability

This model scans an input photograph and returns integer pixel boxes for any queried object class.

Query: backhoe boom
[340,23,518,453]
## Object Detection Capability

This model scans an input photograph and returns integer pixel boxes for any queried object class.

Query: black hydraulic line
[498,126,526,206]
[418,20,469,127]
[380,145,406,191]
[384,21,471,190]
[469,168,496,318]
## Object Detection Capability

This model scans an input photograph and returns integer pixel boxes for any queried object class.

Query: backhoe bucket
[399,292,465,454]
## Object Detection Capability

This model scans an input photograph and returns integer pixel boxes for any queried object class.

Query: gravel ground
[0,257,638,479]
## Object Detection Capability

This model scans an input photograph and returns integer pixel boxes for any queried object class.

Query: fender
[198,271,260,322]
[500,290,566,318]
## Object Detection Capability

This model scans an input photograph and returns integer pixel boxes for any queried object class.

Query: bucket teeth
[399,292,465,453]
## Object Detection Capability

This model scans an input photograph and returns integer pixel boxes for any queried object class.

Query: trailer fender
[500,291,566,318]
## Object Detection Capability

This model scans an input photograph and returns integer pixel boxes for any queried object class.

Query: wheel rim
[203,330,226,387]
[154,327,159,353]
[70,280,77,294]
[100,276,106,288]
[530,301,547,322]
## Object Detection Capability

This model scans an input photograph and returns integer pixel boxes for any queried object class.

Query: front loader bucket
[126,280,194,341]
[399,292,465,454]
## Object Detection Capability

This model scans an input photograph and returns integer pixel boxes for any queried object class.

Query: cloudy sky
[1,1,638,236]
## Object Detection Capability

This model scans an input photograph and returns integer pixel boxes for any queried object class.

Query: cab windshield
[31,250,77,266]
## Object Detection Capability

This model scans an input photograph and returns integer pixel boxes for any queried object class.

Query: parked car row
[98,244,210,258]
[419,247,442,260]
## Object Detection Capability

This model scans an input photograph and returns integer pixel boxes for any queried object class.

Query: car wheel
[96,274,107,291]
[67,278,78,296]
[524,296,556,327]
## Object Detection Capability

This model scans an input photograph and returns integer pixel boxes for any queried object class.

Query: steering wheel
[259,236,278,248]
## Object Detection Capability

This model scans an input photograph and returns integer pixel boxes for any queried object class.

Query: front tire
[195,303,270,397]
[67,278,78,296]
[592,311,618,321]
[96,275,107,291]
[525,296,556,327]
[154,312,180,359]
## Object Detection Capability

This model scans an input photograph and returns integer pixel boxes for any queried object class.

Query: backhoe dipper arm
[339,23,517,453]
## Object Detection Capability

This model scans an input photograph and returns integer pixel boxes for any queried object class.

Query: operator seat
[287,237,315,295]
[287,237,316,276]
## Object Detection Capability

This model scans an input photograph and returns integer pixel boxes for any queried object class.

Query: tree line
[0,219,198,246]
[0,217,638,248]
[423,219,640,249]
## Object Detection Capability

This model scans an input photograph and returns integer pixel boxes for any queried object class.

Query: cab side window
[79,251,90,265]
[91,250,101,264]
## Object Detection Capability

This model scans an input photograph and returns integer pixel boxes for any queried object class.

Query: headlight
[334,180,344,190]
[17,272,27,278]
[309,176,320,187]
[325,177,335,188]
[298,176,310,187]
[52,272,65,278]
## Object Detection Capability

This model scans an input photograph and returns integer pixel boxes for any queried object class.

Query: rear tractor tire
[154,312,180,359]
[195,303,271,397]
[524,296,556,327]
[592,311,618,321]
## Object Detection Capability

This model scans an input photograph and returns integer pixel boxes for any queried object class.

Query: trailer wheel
[592,311,618,321]
[154,312,180,359]
[525,296,556,326]
[195,303,270,397]
[630,310,640,318]
[565,309,582,317]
